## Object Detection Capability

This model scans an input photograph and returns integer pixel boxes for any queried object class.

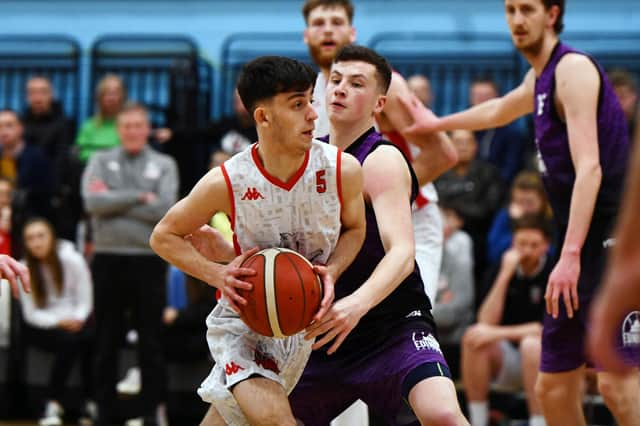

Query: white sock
[529,415,546,426]
[468,401,489,426]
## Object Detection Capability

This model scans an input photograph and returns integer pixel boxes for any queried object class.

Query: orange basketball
[238,247,323,338]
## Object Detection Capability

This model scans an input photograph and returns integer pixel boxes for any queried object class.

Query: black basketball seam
[281,252,307,333]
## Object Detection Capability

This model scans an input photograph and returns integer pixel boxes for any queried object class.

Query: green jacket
[75,117,119,162]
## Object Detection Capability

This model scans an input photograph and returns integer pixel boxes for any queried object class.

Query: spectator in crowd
[81,102,178,426]
[407,73,433,107]
[75,74,126,163]
[487,171,551,266]
[19,218,95,426]
[0,177,13,256]
[22,76,74,176]
[608,69,639,142]
[469,77,525,184]
[462,215,553,426]
[0,109,54,257]
[22,76,78,242]
[435,128,503,284]
[432,204,475,379]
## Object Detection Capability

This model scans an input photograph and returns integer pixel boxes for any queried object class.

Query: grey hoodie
[81,145,178,254]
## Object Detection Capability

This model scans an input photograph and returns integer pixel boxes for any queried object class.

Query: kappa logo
[241,187,264,200]
[225,362,245,376]
[537,93,548,116]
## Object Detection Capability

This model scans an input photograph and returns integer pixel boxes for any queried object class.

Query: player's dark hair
[512,214,552,240]
[542,0,565,34]
[303,0,354,24]
[334,45,392,94]
[237,56,316,114]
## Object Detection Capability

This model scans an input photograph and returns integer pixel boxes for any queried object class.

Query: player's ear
[373,95,386,115]
[303,28,310,45]
[349,27,356,44]
[254,106,270,128]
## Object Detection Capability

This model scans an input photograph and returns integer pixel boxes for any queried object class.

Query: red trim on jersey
[336,148,343,208]
[384,130,429,209]
[251,143,310,191]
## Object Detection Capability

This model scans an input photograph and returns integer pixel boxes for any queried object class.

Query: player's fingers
[231,267,257,278]
[223,286,247,308]
[327,331,348,355]
[544,283,553,315]
[235,247,260,265]
[562,287,573,319]
[571,284,579,311]
[0,264,19,299]
[312,327,340,351]
[551,286,560,319]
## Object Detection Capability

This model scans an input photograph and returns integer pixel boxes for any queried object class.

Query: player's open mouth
[322,41,337,48]
[302,129,314,136]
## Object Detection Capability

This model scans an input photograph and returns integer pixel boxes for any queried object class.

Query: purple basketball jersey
[534,42,639,372]
[533,42,629,226]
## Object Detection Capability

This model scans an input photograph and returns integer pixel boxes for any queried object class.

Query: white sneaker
[124,404,169,426]
[39,400,63,426]
[78,400,98,426]
[117,366,141,395]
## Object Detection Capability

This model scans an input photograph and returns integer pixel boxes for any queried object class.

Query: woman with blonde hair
[75,74,127,162]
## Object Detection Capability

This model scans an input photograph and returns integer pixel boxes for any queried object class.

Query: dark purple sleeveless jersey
[317,128,434,357]
[533,42,629,226]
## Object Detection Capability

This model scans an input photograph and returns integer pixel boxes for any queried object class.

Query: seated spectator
[608,69,639,142]
[19,218,95,426]
[435,129,503,284]
[462,215,553,426]
[0,177,13,255]
[75,74,126,163]
[469,77,525,184]
[487,171,551,266]
[22,76,78,242]
[407,73,433,107]
[0,110,54,257]
[432,204,474,379]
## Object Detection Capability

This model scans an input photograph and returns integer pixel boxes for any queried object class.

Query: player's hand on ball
[545,252,580,319]
[311,264,335,323]
[221,247,259,313]
[306,293,368,355]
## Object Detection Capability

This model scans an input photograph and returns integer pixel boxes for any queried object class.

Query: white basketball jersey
[221,141,342,264]
[312,72,330,138]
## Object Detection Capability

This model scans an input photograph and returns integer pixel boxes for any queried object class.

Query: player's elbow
[149,222,169,257]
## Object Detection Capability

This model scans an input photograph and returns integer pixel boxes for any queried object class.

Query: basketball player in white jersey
[150,56,365,426]
[302,0,457,303]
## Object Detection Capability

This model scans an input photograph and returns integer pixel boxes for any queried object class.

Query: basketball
[238,247,323,338]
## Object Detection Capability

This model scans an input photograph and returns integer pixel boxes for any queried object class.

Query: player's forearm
[477,268,513,324]
[325,225,365,282]
[352,243,415,312]
[562,165,602,257]
[410,132,458,185]
[437,98,513,132]
[150,227,225,288]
